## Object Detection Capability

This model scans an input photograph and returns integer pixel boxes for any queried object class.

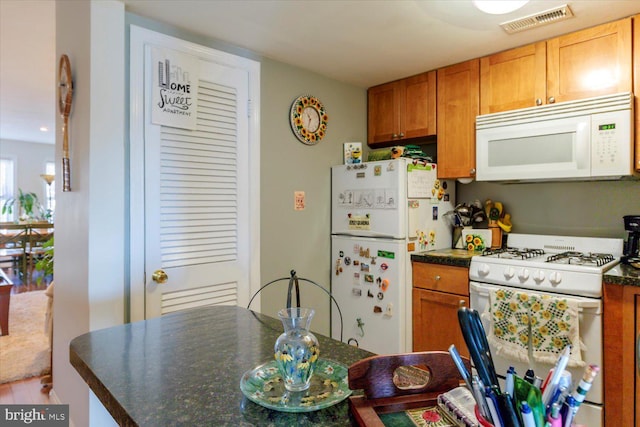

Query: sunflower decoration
[465,233,488,251]
[290,95,328,145]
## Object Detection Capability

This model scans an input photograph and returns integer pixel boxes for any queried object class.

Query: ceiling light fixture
[473,0,529,15]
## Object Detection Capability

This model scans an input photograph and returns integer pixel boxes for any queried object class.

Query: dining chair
[0,223,29,279]
[26,222,54,285]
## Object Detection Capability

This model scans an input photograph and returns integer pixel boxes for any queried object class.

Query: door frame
[129,25,261,322]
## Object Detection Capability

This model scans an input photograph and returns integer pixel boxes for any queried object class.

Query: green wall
[457,179,640,239]
[259,58,366,334]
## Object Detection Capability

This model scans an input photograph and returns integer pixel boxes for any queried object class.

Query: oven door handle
[469,282,602,314]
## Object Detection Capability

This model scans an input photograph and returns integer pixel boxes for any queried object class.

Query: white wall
[54,1,124,426]
[0,139,54,212]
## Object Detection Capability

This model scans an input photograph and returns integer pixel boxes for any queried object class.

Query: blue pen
[448,344,472,391]
[561,396,577,427]
[506,366,516,398]
[547,385,567,415]
[520,401,536,427]
[484,386,504,427]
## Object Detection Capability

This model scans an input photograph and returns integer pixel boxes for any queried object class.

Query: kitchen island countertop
[70,305,374,426]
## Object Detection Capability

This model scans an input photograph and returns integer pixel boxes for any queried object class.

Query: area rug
[0,291,51,383]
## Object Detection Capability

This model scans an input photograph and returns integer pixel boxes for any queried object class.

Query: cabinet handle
[434,275,441,281]
[470,168,476,175]
[392,133,398,139]
[459,300,466,308]
[399,132,405,138]
[548,96,555,104]
[536,98,542,106]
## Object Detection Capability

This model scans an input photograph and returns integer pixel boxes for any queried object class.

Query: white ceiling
[1,0,639,145]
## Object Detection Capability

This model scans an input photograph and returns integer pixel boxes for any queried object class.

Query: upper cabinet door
[367,72,436,146]
[480,42,546,115]
[547,18,632,104]
[368,81,401,145]
[437,59,479,180]
[401,71,436,139]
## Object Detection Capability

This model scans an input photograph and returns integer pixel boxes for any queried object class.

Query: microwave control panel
[591,111,631,175]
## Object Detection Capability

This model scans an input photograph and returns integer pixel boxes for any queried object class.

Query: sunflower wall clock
[290,95,328,145]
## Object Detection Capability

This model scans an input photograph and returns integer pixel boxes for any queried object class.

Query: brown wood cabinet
[412,262,469,357]
[480,42,546,114]
[633,15,640,171]
[367,71,436,146]
[603,283,639,427]
[436,60,479,180]
[480,18,632,115]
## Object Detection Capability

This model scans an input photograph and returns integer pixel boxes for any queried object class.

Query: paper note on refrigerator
[407,164,435,198]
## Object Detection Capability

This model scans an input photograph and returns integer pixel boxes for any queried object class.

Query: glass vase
[274,307,320,392]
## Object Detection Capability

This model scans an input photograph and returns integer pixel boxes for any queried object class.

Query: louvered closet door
[144,59,250,317]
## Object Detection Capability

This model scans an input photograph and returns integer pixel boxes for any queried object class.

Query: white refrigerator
[330,158,455,355]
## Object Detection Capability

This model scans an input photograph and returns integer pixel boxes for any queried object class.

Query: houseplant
[1,189,44,222]
[35,236,54,285]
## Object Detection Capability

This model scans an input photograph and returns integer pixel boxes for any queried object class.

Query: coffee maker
[622,215,640,268]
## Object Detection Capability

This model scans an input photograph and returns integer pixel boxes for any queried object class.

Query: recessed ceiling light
[473,0,529,15]
[40,126,49,132]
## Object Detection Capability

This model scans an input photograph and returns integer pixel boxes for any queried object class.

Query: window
[0,158,15,222]
[43,161,56,214]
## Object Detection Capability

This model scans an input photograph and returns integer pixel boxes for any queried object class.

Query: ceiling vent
[500,4,574,34]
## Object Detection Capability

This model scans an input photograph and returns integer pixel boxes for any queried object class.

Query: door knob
[152,269,168,284]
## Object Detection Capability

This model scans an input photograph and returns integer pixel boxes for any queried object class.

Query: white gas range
[469,233,623,297]
[468,233,623,427]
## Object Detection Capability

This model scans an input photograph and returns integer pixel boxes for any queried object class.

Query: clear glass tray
[240,358,352,413]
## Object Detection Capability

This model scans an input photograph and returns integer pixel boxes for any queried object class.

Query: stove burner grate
[546,251,615,266]
[481,247,545,259]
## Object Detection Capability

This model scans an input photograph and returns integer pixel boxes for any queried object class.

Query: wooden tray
[347,351,470,426]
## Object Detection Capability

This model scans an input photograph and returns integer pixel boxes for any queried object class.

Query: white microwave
[475,92,636,182]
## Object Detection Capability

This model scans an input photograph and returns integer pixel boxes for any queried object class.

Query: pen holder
[474,405,494,427]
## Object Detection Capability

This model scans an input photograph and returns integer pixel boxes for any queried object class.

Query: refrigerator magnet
[352,288,362,297]
[373,306,383,313]
[381,279,390,292]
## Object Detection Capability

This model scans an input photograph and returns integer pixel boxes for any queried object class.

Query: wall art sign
[151,47,199,130]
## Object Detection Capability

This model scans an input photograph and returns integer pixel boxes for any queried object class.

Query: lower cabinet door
[412,288,469,357]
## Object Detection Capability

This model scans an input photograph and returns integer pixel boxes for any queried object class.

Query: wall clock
[290,95,328,145]
[58,54,73,192]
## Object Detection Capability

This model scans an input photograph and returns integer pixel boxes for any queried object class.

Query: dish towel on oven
[483,288,585,367]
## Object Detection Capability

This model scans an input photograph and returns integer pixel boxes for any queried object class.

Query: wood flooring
[0,376,51,404]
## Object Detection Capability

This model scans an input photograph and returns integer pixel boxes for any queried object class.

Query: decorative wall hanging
[58,54,73,192]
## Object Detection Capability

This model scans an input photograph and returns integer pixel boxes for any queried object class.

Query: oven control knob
[478,263,490,277]
[503,267,515,280]
[518,268,530,281]
[549,271,562,286]
[533,270,545,283]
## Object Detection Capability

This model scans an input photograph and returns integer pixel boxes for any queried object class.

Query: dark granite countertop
[411,248,475,268]
[604,263,640,287]
[70,306,374,426]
